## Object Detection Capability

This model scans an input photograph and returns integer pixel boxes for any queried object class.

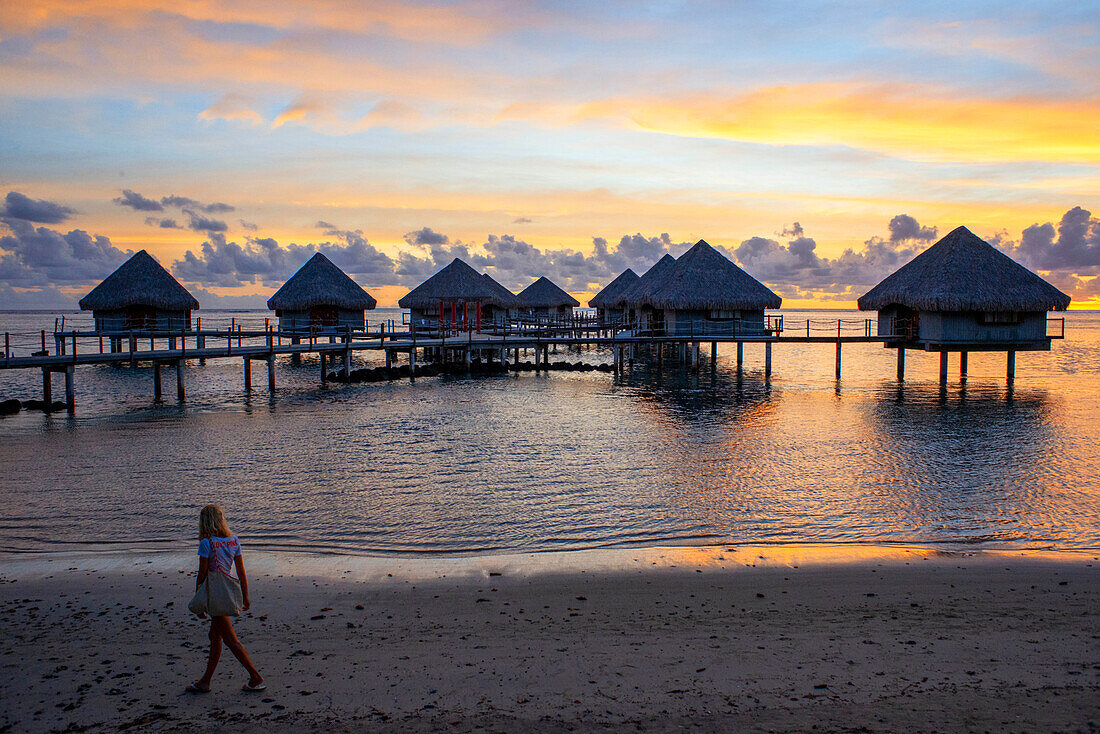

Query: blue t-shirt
[198,536,241,579]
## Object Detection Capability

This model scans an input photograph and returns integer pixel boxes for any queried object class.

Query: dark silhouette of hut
[79,250,199,331]
[398,258,519,331]
[613,254,678,330]
[516,276,579,320]
[633,240,781,335]
[588,269,638,323]
[857,226,1071,379]
[267,252,376,332]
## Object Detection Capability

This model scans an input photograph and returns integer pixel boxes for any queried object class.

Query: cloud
[162,195,235,213]
[171,230,396,288]
[198,93,264,126]
[525,84,1100,163]
[272,98,326,129]
[1011,206,1100,274]
[239,220,258,231]
[0,218,129,286]
[183,209,228,232]
[1,191,76,224]
[732,217,935,297]
[145,217,184,229]
[0,283,79,309]
[887,214,937,243]
[513,217,533,224]
[113,189,163,211]
[403,226,449,246]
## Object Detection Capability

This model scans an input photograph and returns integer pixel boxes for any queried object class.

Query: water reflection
[866,381,1065,545]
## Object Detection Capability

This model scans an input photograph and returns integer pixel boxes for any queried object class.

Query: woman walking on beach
[186,504,265,693]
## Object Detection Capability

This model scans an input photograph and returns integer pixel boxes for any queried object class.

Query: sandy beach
[0,544,1097,733]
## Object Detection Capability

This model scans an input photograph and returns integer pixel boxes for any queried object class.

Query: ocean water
[0,309,1098,554]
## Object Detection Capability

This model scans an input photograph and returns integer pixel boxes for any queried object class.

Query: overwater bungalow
[398,258,519,331]
[857,226,1071,378]
[267,252,377,332]
[588,269,639,323]
[79,250,199,332]
[634,240,782,336]
[613,254,678,331]
[516,276,579,320]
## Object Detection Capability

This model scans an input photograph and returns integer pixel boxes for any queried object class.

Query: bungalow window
[708,310,738,320]
[979,311,1021,325]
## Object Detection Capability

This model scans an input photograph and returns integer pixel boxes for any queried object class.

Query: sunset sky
[1,0,1099,308]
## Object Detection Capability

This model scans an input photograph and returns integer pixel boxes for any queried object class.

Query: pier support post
[939,352,948,383]
[42,367,52,404]
[500,347,507,367]
[1007,350,1015,382]
[691,342,700,371]
[291,337,301,366]
[897,348,905,381]
[835,342,842,379]
[960,351,968,379]
[176,360,185,402]
[320,352,327,382]
[764,342,772,377]
[268,356,276,393]
[385,350,392,369]
[657,344,664,367]
[409,348,417,379]
[153,362,162,401]
[464,348,471,370]
[736,342,743,369]
[65,366,74,414]
[243,357,251,391]
[711,341,717,366]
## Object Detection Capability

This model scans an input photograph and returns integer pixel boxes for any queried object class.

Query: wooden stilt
[42,367,51,404]
[243,357,251,391]
[65,366,74,413]
[153,362,162,401]
[267,356,276,393]
[736,342,743,369]
[764,342,772,377]
[176,361,185,401]
[409,348,417,378]
[897,348,905,381]
[711,341,717,365]
[960,351,968,379]
[1007,350,1015,381]
[835,342,842,379]
[320,352,327,381]
[939,352,948,383]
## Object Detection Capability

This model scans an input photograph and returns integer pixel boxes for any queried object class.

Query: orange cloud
[199,93,263,125]
[2,0,512,45]
[617,84,1100,163]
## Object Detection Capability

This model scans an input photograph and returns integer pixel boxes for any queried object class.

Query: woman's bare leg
[196,618,224,689]
[219,617,263,686]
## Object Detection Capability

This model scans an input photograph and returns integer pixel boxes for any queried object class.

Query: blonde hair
[199,504,232,540]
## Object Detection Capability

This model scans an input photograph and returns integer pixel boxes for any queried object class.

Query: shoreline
[2,543,1097,732]
[2,541,1097,583]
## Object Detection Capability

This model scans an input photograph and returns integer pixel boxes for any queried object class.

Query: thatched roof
[398,258,520,310]
[267,252,376,311]
[516,276,580,308]
[857,226,1071,312]
[613,254,678,307]
[636,240,781,310]
[79,250,199,312]
[588,269,639,308]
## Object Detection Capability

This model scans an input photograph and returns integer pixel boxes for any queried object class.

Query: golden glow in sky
[1,1,1098,308]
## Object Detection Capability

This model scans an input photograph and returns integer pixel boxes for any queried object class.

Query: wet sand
[0,544,1097,733]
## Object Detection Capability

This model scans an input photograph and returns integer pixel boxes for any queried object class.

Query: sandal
[186,682,210,694]
[242,681,267,692]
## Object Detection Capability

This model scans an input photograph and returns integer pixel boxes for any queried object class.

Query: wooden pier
[0,316,1066,413]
